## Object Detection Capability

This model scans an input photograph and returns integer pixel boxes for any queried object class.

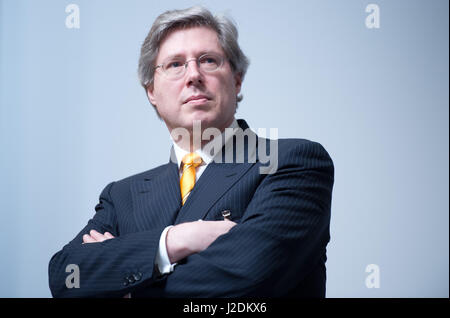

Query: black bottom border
[0,298,448,315]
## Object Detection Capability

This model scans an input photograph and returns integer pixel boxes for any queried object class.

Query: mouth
[183,95,211,105]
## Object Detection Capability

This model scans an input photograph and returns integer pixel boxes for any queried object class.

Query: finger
[90,229,106,242]
[83,234,96,244]
[222,220,237,229]
[104,232,115,239]
[217,220,236,236]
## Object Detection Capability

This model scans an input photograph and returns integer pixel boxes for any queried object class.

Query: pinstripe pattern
[48,120,334,298]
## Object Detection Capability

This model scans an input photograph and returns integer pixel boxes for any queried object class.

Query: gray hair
[138,6,249,103]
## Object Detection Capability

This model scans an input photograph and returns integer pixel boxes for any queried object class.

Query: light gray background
[0,0,448,297]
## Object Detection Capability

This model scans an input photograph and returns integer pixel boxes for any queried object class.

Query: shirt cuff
[155,225,177,275]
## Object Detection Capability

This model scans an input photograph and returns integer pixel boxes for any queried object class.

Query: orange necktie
[180,153,203,205]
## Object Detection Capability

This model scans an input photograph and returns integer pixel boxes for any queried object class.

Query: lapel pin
[221,210,231,220]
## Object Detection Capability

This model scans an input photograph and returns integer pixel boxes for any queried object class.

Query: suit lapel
[174,161,254,223]
[131,162,181,231]
[175,119,258,223]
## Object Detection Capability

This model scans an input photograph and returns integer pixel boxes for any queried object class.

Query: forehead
[157,26,224,61]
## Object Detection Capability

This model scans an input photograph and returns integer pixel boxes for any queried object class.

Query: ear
[146,84,157,105]
[234,72,242,95]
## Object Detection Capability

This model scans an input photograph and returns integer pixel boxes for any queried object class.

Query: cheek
[217,79,237,104]
[154,82,179,104]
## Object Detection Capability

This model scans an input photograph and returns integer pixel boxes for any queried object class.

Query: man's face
[147,27,242,133]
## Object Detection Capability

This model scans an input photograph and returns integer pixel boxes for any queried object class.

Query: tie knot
[182,152,203,168]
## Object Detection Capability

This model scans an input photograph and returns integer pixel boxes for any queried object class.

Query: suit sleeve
[145,141,334,297]
[48,182,166,298]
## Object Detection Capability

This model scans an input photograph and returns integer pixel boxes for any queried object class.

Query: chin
[187,113,215,127]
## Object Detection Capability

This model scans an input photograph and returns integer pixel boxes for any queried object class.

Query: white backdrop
[0,0,448,297]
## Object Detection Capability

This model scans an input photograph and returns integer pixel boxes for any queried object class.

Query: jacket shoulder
[276,138,331,157]
[275,138,334,170]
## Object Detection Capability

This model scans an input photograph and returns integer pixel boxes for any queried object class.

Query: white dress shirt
[154,119,240,275]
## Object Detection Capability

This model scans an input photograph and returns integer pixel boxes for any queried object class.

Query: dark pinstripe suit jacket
[48,119,334,298]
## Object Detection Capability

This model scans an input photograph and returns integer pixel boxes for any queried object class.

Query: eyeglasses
[154,52,225,80]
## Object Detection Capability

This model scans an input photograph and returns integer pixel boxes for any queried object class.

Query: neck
[169,118,235,152]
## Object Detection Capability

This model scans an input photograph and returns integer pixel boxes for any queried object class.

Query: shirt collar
[171,118,239,169]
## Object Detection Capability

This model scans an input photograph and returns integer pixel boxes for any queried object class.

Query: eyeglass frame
[153,52,226,80]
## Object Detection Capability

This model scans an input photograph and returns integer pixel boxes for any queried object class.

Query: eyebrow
[160,51,222,62]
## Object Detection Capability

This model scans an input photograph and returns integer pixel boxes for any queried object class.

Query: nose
[183,57,198,69]
[184,58,203,86]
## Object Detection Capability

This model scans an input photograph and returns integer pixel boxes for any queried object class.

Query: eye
[199,54,222,72]
[165,60,184,69]
[200,56,218,65]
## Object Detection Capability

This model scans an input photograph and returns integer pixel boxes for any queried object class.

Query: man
[48,6,334,298]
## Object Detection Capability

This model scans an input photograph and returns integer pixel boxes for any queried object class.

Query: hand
[166,220,236,263]
[82,230,115,244]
